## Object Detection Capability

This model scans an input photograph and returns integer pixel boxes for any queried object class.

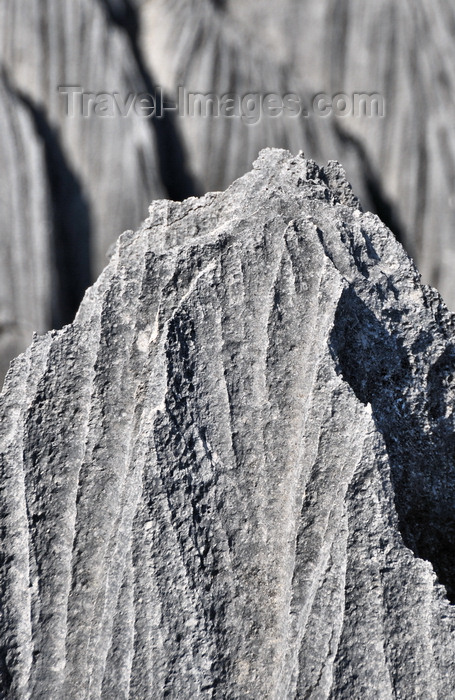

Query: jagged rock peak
[2,148,455,699]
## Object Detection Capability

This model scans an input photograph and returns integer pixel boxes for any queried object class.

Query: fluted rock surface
[0,0,168,276]
[256,0,455,304]
[4,0,455,383]
[139,0,455,305]
[2,149,455,699]
[0,75,52,382]
[0,0,197,379]
[138,0,366,202]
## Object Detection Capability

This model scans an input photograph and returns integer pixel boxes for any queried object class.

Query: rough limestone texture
[4,0,455,382]
[259,0,455,303]
[0,0,186,379]
[2,149,455,699]
[139,0,455,304]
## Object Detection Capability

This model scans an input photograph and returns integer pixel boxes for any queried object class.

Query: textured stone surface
[4,0,455,381]
[0,0,196,378]
[2,149,455,699]
[242,0,455,303]
[138,0,363,199]
[139,0,455,304]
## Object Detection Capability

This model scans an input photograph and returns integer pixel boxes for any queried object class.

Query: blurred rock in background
[2,0,455,379]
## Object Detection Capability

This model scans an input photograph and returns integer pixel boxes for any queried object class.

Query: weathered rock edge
[2,149,455,699]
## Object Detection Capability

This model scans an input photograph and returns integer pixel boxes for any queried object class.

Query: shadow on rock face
[330,285,455,602]
[17,92,93,330]
[103,0,200,202]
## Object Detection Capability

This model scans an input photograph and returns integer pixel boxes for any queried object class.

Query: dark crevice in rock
[330,285,455,602]
[15,90,92,330]
[210,0,227,10]
[0,646,12,698]
[102,0,201,202]
[334,125,407,252]
[102,0,139,38]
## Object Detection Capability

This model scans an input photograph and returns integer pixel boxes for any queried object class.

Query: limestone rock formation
[139,0,455,304]
[4,0,455,383]
[0,0,196,378]
[2,149,455,699]
[137,0,363,200]
[252,0,455,303]
[0,0,168,276]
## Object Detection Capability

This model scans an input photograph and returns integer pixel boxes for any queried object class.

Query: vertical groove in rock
[0,75,52,382]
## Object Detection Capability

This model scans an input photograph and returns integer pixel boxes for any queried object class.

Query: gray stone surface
[4,0,455,382]
[0,0,195,380]
[0,75,52,382]
[138,0,357,198]
[139,0,455,305]
[2,149,455,698]
[0,0,167,276]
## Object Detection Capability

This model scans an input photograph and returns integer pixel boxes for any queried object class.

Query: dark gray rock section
[2,149,455,698]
